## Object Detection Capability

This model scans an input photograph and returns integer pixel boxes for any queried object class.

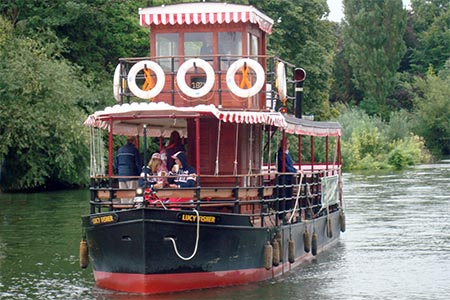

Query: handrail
[89,168,341,225]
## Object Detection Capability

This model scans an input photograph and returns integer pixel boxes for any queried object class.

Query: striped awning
[214,110,286,127]
[139,3,273,34]
[84,103,341,137]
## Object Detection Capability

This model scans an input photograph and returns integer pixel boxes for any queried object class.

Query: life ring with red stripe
[176,58,215,98]
[127,60,165,99]
[226,58,265,98]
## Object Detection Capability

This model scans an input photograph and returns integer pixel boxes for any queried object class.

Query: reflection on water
[0,161,449,299]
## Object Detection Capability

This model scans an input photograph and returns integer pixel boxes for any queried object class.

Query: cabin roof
[139,2,273,34]
[84,103,341,137]
[283,114,342,137]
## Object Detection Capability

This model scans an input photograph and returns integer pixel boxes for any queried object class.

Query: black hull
[82,208,341,294]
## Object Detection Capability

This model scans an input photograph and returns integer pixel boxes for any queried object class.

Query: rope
[233,124,239,175]
[166,209,200,261]
[214,120,222,176]
[305,183,317,219]
[142,66,155,91]
[239,63,252,89]
[152,199,168,210]
[288,171,304,224]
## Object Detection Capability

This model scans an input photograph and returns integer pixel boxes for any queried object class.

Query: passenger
[114,136,143,203]
[276,139,298,221]
[162,131,185,171]
[139,152,168,188]
[168,151,196,188]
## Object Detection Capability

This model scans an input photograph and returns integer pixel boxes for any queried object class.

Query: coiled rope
[165,209,200,261]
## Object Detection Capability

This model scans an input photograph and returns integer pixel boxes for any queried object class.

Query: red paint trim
[93,232,341,294]
[94,267,274,294]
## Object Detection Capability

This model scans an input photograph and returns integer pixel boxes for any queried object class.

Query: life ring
[226,58,265,98]
[113,64,121,102]
[176,58,215,98]
[127,60,165,99]
[276,61,287,102]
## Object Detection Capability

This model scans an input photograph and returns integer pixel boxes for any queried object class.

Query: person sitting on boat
[114,136,143,202]
[162,130,185,172]
[277,139,298,221]
[138,152,168,188]
[168,151,196,188]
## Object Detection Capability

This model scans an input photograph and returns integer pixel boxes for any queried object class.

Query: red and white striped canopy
[139,3,273,34]
[84,102,341,137]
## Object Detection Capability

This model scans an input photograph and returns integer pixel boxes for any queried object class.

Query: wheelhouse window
[218,32,242,55]
[184,32,213,57]
[249,34,259,57]
[218,32,242,68]
[155,33,179,71]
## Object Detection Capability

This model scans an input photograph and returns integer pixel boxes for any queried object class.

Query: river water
[0,161,449,300]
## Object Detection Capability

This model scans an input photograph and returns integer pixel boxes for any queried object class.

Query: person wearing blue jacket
[277,139,298,221]
[114,136,143,201]
[168,151,196,188]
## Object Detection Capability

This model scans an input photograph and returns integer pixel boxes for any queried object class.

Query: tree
[248,0,337,120]
[0,0,149,80]
[410,0,450,73]
[343,0,407,117]
[410,63,450,156]
[0,17,91,191]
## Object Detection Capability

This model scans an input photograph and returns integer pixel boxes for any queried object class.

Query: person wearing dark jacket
[168,151,196,188]
[114,136,143,201]
[162,131,185,172]
[277,139,298,220]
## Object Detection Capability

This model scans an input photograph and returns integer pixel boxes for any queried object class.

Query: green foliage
[0,0,447,192]
[410,0,450,73]
[1,0,149,80]
[337,107,430,170]
[387,135,428,170]
[249,0,336,119]
[410,71,450,156]
[343,0,407,117]
[0,17,90,191]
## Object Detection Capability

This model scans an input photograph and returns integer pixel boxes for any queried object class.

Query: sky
[327,0,412,22]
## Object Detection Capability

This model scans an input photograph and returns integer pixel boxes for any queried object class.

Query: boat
[80,2,345,295]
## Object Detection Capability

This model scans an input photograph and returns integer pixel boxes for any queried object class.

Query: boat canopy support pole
[326,136,329,170]
[108,118,113,177]
[298,135,302,169]
[281,130,286,172]
[195,117,200,176]
[310,136,314,172]
[214,120,222,175]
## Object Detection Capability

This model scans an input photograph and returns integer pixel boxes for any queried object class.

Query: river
[1,161,449,299]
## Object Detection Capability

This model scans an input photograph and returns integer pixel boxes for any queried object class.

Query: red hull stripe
[94,267,276,294]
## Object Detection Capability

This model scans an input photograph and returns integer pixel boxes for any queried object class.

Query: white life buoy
[176,58,215,98]
[226,58,265,98]
[276,61,287,102]
[127,60,165,99]
[113,64,121,102]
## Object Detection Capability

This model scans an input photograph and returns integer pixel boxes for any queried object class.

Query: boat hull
[82,208,341,294]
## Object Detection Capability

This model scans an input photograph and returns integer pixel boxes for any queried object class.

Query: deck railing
[115,54,296,111]
[89,167,341,226]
